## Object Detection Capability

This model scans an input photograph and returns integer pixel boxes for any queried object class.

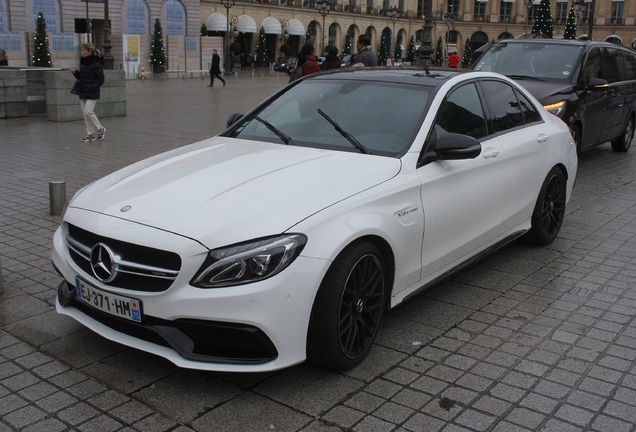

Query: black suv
[473,39,636,154]
[0,49,8,66]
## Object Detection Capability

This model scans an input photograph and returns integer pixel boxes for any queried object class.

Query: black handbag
[70,80,80,95]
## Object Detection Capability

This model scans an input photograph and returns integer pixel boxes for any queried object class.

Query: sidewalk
[1,75,636,432]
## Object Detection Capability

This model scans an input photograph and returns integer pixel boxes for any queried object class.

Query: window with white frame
[555,0,568,24]
[610,0,624,25]
[473,0,486,22]
[500,0,513,23]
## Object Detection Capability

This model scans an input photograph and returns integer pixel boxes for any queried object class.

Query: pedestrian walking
[208,49,226,87]
[70,43,106,143]
[321,46,342,71]
[351,34,378,67]
[448,52,460,68]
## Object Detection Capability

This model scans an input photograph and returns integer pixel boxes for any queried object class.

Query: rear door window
[479,80,525,134]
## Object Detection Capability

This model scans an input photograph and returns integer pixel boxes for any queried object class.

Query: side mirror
[435,133,482,160]
[227,113,244,128]
[588,77,609,90]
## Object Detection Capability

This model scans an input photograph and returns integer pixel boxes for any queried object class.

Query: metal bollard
[49,181,66,216]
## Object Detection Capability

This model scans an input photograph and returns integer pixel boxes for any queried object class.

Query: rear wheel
[307,242,386,370]
[611,115,634,152]
[526,167,567,246]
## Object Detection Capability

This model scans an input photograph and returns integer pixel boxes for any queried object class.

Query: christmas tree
[378,32,387,65]
[32,12,52,67]
[256,27,268,67]
[462,39,472,67]
[435,37,443,66]
[406,36,416,63]
[531,0,554,39]
[562,6,577,39]
[394,33,402,62]
[343,30,353,55]
[150,19,166,68]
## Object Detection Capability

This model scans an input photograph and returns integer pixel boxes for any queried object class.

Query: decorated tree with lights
[394,33,402,62]
[562,6,577,39]
[32,12,52,67]
[343,30,353,55]
[462,39,472,67]
[406,35,416,63]
[378,32,388,65]
[435,36,443,66]
[531,0,554,39]
[256,27,268,67]
[150,19,166,71]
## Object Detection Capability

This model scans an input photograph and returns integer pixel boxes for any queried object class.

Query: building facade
[0,0,634,74]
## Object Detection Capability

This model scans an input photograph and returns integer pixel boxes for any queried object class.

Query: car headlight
[543,101,566,117]
[191,234,307,288]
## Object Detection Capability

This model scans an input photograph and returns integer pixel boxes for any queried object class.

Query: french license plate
[75,277,142,323]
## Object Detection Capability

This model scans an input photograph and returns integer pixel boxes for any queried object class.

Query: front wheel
[526,167,567,246]
[611,115,634,152]
[307,242,386,370]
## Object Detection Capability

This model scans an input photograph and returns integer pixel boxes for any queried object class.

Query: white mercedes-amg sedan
[52,69,578,372]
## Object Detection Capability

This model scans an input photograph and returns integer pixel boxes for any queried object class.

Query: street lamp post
[388,5,400,63]
[316,0,331,55]
[221,0,235,64]
[442,11,455,66]
[524,0,534,38]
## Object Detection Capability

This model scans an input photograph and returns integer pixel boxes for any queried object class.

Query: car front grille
[66,223,182,292]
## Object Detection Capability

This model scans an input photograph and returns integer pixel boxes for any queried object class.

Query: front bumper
[52,212,330,372]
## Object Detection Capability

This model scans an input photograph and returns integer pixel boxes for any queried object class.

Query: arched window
[166,0,185,36]
[33,0,57,33]
[127,0,147,35]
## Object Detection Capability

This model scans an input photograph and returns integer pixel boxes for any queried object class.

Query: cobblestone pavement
[1,73,636,432]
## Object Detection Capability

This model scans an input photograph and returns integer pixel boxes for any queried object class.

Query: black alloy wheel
[527,167,567,246]
[307,242,386,370]
[611,115,634,153]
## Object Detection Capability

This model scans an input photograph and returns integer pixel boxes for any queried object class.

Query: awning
[286,19,305,36]
[262,17,282,34]
[237,15,257,33]
[206,13,227,32]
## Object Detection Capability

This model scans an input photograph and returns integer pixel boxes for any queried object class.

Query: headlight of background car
[191,234,307,288]
[543,101,566,117]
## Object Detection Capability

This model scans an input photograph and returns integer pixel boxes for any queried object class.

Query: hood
[511,79,575,105]
[70,137,401,249]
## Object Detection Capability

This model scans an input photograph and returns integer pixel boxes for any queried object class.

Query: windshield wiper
[254,116,294,145]
[317,109,371,154]
[507,74,546,81]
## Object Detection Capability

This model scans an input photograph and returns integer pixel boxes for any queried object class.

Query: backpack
[288,61,310,83]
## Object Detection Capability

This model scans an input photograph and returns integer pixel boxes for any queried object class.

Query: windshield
[474,43,584,81]
[228,78,431,157]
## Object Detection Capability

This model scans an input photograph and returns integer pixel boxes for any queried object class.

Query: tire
[526,167,567,246]
[611,115,634,152]
[307,242,386,370]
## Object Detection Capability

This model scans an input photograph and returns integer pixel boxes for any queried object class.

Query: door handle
[537,134,549,143]
[482,148,499,158]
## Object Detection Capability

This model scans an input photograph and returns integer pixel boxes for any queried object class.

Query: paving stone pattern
[1,75,636,432]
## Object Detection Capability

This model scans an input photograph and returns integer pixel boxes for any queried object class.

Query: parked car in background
[0,49,8,66]
[340,54,352,67]
[274,56,295,74]
[473,39,636,154]
[53,69,577,373]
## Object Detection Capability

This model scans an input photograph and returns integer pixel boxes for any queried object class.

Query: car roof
[491,38,629,51]
[307,67,463,87]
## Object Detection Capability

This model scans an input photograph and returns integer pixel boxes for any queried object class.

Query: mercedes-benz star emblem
[90,243,118,283]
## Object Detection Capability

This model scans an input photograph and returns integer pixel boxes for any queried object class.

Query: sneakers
[97,127,106,140]
[81,135,95,142]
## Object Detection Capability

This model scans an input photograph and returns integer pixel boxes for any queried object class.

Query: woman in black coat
[70,43,106,142]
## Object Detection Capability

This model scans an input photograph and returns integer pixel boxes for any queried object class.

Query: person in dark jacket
[299,44,321,77]
[321,46,342,71]
[70,43,106,142]
[208,49,226,87]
